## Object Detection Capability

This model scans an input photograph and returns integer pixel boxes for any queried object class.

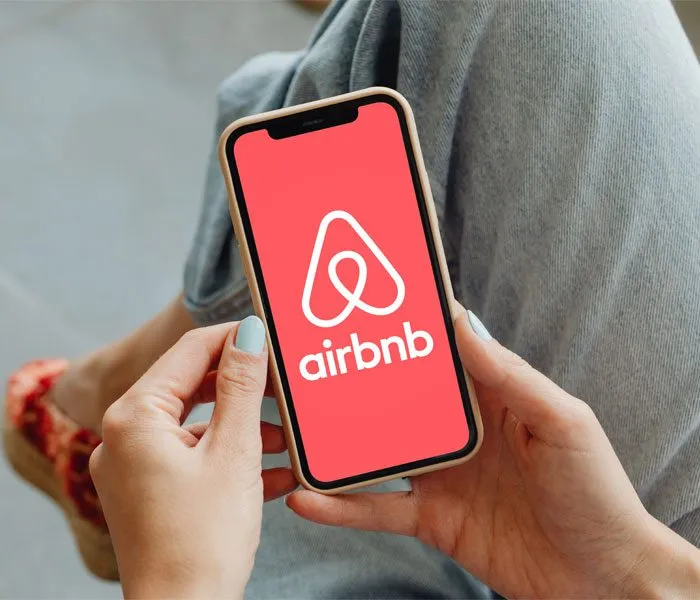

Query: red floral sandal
[3,360,118,580]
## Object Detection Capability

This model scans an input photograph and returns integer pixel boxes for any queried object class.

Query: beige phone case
[218,87,483,494]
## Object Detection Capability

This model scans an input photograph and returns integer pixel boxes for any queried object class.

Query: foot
[3,295,196,581]
[48,354,122,435]
[50,295,197,434]
[4,359,118,580]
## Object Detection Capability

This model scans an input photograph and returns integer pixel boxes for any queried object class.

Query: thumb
[454,304,586,442]
[205,315,269,454]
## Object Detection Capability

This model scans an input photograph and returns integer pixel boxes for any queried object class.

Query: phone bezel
[223,91,479,490]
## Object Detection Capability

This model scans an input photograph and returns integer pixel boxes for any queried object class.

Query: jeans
[183,1,700,596]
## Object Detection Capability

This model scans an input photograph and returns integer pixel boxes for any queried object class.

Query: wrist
[124,574,246,600]
[120,553,250,600]
[125,580,242,600]
[621,514,700,599]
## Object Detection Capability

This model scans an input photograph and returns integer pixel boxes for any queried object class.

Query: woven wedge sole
[3,421,118,580]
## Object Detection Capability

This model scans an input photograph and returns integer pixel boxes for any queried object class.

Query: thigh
[246,402,488,599]
[248,493,488,600]
[451,0,700,542]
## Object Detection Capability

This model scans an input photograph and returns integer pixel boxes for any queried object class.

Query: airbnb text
[299,321,434,381]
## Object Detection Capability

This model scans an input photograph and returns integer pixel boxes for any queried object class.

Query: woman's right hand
[288,304,700,598]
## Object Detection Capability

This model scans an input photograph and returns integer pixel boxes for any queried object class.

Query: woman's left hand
[90,317,297,599]
[287,306,700,598]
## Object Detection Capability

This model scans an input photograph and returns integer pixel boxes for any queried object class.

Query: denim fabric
[183,1,700,596]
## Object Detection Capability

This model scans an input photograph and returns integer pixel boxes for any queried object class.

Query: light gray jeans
[183,1,700,597]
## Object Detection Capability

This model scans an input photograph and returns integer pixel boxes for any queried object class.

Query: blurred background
[0,1,697,597]
[0,2,318,597]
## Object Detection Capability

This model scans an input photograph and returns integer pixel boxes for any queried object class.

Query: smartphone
[218,87,482,493]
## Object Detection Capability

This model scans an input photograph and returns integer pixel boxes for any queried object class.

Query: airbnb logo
[301,210,405,328]
[298,211,435,382]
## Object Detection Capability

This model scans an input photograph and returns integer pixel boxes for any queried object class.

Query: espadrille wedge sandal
[3,359,118,580]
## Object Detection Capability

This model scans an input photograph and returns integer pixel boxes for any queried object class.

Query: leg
[449,0,700,544]
[252,428,489,600]
[50,294,196,433]
[4,293,196,579]
[180,2,700,597]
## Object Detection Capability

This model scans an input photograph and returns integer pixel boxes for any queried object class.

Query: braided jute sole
[3,422,119,580]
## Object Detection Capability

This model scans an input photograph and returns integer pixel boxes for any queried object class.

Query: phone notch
[267,105,359,140]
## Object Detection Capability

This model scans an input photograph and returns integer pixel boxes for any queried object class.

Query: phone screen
[227,94,476,487]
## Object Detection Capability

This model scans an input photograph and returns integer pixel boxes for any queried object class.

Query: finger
[184,421,287,453]
[88,443,104,485]
[177,370,218,424]
[193,371,218,405]
[184,422,209,439]
[129,323,235,424]
[206,354,279,397]
[453,304,581,440]
[196,369,277,405]
[261,421,287,453]
[286,490,417,536]
[263,468,298,501]
[263,377,278,399]
[204,316,268,455]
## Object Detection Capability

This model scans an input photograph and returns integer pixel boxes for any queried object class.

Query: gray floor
[0,1,698,598]
[0,2,315,597]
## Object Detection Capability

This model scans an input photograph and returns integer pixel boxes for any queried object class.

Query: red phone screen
[232,98,472,485]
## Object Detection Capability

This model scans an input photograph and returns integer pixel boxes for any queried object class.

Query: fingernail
[235,315,266,354]
[467,310,492,341]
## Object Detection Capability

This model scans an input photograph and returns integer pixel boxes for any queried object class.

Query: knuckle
[180,328,204,345]
[88,443,103,480]
[217,362,264,398]
[100,401,135,445]
[177,328,207,353]
[571,398,598,425]
[502,348,531,375]
[551,397,598,442]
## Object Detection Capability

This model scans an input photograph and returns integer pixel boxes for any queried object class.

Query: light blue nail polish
[235,316,266,354]
[467,310,493,341]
